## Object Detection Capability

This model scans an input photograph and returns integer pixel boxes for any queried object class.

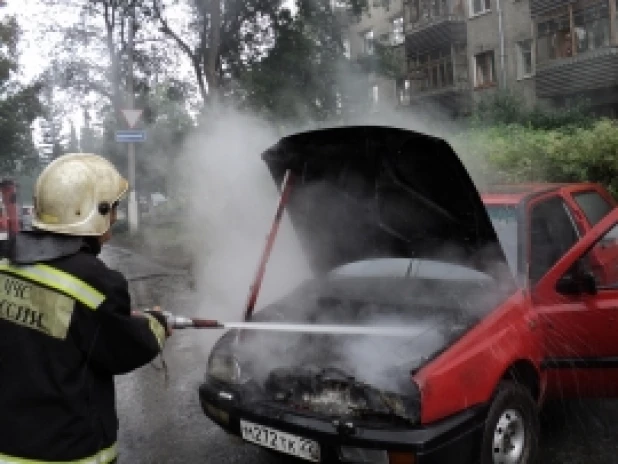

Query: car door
[533,206,618,398]
[566,188,618,285]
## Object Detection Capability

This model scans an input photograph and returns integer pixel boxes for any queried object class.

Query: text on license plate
[240,419,320,462]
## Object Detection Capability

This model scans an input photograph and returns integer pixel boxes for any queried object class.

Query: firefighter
[0,153,171,464]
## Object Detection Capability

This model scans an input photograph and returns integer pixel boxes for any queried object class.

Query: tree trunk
[204,0,222,103]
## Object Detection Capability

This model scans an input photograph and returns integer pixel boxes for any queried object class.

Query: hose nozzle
[161,311,223,329]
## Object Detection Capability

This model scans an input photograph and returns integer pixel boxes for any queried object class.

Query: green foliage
[237,0,377,126]
[452,119,618,197]
[238,0,349,124]
[0,16,42,173]
[470,90,594,131]
[356,42,405,80]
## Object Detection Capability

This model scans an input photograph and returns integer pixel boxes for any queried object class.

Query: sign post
[122,7,141,236]
[118,104,144,235]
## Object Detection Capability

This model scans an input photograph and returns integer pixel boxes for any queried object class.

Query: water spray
[161,311,429,337]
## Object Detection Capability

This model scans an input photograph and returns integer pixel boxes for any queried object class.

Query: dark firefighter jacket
[0,231,167,464]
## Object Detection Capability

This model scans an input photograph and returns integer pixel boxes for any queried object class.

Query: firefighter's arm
[74,270,170,375]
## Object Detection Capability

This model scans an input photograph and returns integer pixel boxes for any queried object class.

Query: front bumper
[198,379,486,464]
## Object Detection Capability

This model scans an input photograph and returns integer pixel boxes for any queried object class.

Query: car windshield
[486,205,519,276]
[329,257,494,282]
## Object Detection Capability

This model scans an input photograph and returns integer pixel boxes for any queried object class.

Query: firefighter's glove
[139,306,173,337]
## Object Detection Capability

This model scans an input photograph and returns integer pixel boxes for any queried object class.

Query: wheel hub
[492,408,525,464]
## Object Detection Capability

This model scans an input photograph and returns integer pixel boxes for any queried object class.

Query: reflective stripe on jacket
[0,244,166,462]
[0,444,117,464]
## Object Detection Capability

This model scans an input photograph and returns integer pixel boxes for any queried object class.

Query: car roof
[480,182,602,205]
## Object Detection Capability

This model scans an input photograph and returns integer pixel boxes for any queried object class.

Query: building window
[573,2,611,54]
[537,2,611,64]
[537,12,571,63]
[516,39,533,78]
[363,30,374,55]
[411,0,450,22]
[474,51,495,87]
[392,16,404,45]
[470,0,490,16]
[411,51,455,92]
[371,85,379,104]
[398,79,411,103]
[343,38,351,59]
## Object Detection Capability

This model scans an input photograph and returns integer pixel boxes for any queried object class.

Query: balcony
[405,16,467,54]
[530,0,571,17]
[536,46,618,98]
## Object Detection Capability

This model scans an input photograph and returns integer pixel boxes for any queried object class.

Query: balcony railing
[536,46,618,97]
[530,0,571,17]
[407,13,466,34]
[405,16,467,54]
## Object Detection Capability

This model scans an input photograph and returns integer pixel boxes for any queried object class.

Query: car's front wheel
[480,381,539,464]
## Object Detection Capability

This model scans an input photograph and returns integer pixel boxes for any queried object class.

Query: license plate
[240,419,320,462]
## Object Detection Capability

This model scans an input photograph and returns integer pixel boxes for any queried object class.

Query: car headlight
[207,353,242,385]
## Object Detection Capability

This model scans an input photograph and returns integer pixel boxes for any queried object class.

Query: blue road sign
[115,130,146,143]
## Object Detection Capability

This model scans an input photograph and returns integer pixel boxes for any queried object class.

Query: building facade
[343,0,618,116]
[344,0,407,109]
[532,0,618,116]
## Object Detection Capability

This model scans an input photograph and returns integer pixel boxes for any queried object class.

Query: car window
[486,205,518,277]
[572,190,614,226]
[529,196,580,286]
[571,220,618,290]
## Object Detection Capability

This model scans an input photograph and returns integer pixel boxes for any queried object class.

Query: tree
[0,16,42,172]
[66,123,80,153]
[151,0,283,105]
[41,0,184,123]
[236,0,374,126]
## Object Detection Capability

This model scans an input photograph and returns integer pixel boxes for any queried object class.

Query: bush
[469,90,595,131]
[451,119,618,198]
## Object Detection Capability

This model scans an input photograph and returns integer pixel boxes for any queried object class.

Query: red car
[199,126,618,464]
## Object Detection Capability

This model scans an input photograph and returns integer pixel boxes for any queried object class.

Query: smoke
[229,265,512,394]
[163,54,505,382]
[168,101,513,394]
[175,108,312,324]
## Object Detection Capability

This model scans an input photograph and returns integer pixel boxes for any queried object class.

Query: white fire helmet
[31,153,129,236]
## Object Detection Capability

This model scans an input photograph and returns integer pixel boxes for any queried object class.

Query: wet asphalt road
[101,246,618,464]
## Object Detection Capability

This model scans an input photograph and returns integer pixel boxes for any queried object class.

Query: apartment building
[343,0,618,117]
[344,0,407,108]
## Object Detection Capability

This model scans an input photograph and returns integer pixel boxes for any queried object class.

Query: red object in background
[0,179,18,237]
[0,179,18,259]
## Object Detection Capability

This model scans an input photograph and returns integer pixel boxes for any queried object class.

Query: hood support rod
[243,169,295,321]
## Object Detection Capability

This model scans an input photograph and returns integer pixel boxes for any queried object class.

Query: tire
[480,381,540,464]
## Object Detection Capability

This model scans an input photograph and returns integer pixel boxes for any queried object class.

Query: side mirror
[556,270,597,296]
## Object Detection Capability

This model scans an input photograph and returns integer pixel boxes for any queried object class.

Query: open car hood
[262,126,514,284]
